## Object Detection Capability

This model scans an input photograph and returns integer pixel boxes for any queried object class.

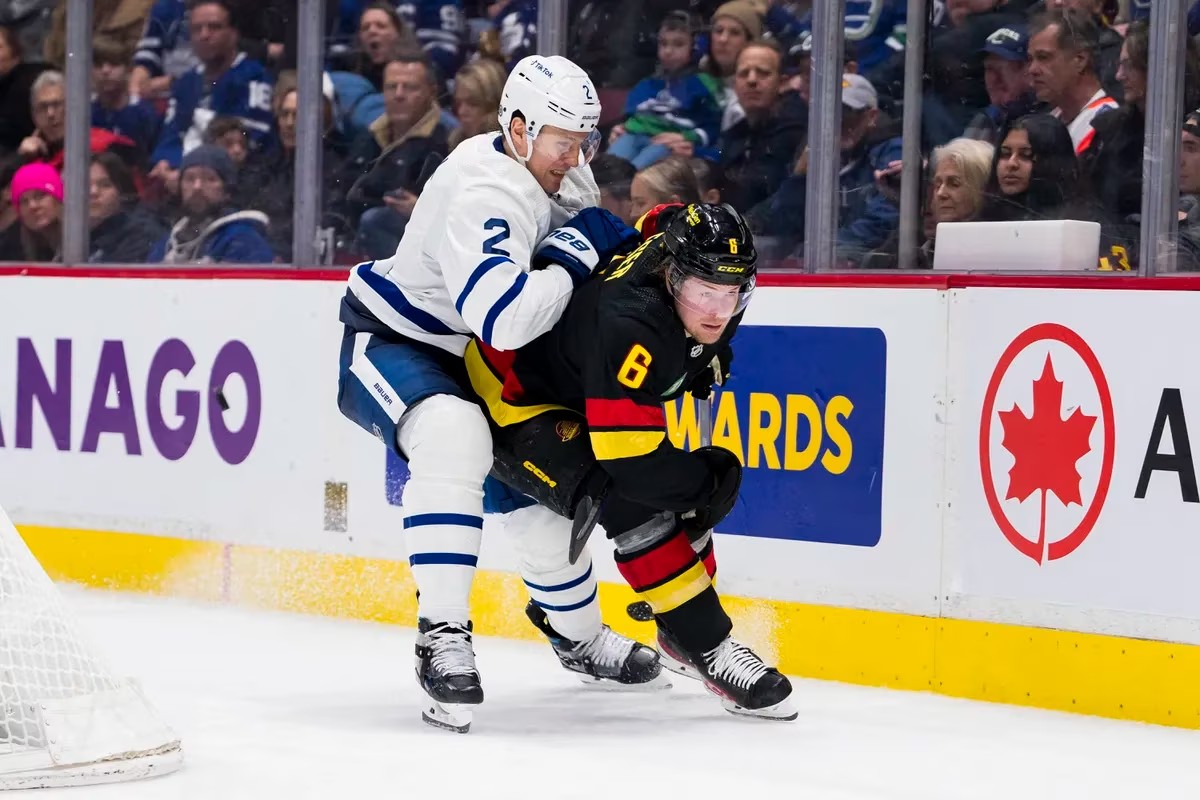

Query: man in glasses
[465,203,797,722]
[336,54,657,734]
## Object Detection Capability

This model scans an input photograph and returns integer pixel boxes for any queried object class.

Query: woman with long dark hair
[982,113,1087,222]
[1082,22,1200,227]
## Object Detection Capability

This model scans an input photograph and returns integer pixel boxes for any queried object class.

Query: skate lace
[428,624,478,677]
[704,638,769,691]
[575,625,635,670]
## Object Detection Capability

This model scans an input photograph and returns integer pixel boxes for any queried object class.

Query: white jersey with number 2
[346,132,600,356]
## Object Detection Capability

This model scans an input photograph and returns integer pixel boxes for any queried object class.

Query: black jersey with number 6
[465,231,742,513]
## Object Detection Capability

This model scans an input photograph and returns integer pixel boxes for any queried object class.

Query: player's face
[526,125,598,194]
[672,275,742,345]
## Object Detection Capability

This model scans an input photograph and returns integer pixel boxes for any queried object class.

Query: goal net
[0,503,182,789]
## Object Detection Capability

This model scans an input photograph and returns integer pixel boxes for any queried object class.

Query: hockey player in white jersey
[336,54,666,733]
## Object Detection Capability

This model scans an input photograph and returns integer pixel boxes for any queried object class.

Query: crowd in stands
[0,0,1195,270]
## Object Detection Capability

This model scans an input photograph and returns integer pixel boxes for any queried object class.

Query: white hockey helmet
[498,55,602,167]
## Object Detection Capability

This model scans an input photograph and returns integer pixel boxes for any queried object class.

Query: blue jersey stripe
[523,564,593,593]
[403,512,484,529]
[409,552,480,567]
[358,264,459,337]
[531,587,598,613]
[455,255,513,315]
[481,272,527,345]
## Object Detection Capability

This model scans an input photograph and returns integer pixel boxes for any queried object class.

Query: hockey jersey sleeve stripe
[585,397,666,428]
[455,255,514,315]
[403,513,484,529]
[589,430,666,461]
[355,264,459,336]
[481,271,528,346]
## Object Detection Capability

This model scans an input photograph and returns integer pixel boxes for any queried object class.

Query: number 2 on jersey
[618,344,652,389]
[483,218,511,256]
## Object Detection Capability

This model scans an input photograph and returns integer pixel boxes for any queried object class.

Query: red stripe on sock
[615,531,697,593]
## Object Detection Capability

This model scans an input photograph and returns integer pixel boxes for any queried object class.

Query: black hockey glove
[682,445,742,535]
[686,347,733,400]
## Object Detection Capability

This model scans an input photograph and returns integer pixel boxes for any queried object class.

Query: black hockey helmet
[661,203,758,287]
[661,203,757,319]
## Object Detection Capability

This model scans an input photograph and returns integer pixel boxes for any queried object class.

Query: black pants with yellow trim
[465,344,731,656]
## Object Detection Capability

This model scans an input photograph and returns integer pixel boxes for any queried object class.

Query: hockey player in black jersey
[464,203,796,721]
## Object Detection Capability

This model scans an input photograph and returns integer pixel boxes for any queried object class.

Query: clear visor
[530,127,602,166]
[667,265,755,320]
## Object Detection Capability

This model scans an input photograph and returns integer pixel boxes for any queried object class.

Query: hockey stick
[627,389,715,623]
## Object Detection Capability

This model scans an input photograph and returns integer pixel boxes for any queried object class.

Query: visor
[667,265,755,320]
[530,127,602,167]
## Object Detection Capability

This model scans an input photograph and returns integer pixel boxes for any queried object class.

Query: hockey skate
[525,601,672,691]
[691,635,797,721]
[414,618,484,733]
[655,622,703,681]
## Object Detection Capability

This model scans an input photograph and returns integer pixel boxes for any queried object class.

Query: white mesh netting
[0,505,182,789]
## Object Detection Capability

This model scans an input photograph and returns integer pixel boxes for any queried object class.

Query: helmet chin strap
[501,123,535,167]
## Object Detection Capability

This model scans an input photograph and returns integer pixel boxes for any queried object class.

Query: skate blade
[574,670,674,692]
[421,700,474,733]
[659,652,702,681]
[719,696,799,722]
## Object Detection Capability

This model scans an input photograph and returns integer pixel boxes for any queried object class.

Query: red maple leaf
[997,355,1096,563]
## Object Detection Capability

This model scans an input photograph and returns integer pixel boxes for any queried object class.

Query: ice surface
[26,588,1200,799]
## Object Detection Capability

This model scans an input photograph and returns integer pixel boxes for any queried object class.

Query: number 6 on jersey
[618,344,652,389]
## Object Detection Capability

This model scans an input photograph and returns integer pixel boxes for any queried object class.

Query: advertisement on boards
[0,276,338,545]
[945,288,1200,643]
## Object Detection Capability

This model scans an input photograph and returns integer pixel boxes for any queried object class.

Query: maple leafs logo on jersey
[997,355,1096,560]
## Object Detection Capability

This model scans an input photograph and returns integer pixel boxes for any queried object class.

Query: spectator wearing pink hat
[0,161,62,262]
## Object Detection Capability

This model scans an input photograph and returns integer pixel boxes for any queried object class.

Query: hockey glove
[682,445,742,535]
[686,347,733,400]
[533,207,641,286]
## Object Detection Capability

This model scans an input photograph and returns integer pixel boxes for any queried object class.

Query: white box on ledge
[932,219,1101,271]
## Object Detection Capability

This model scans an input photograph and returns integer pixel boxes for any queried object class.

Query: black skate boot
[692,635,797,721]
[655,622,702,681]
[525,600,671,691]
[414,618,483,733]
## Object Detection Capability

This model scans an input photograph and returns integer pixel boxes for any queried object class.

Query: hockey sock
[614,530,732,655]
[522,552,601,642]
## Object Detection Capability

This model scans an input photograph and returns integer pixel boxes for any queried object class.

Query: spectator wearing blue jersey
[396,1,466,90]
[482,0,537,69]
[608,12,724,170]
[148,1,275,188]
[130,0,195,99]
[91,37,162,166]
[148,144,273,263]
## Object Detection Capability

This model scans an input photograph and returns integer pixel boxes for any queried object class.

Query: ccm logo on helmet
[718,265,747,273]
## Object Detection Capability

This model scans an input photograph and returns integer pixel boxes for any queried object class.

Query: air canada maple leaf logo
[979,323,1116,564]
[997,356,1096,557]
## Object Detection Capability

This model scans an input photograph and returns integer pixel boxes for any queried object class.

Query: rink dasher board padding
[1,268,1200,730]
